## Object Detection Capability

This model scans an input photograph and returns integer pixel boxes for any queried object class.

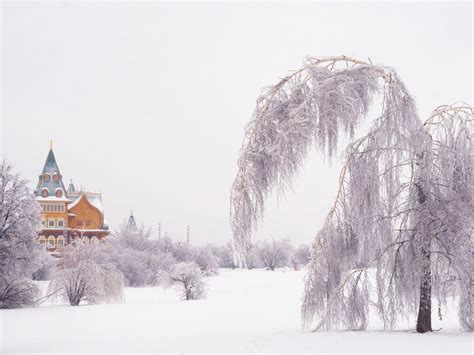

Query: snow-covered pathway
[1,269,471,353]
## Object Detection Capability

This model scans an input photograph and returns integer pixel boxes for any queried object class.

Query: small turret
[127,210,138,232]
[67,180,76,194]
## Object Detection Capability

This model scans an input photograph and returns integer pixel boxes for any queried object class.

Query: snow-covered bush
[241,242,263,269]
[112,223,154,252]
[194,245,219,275]
[60,243,113,269]
[170,241,196,263]
[62,230,177,287]
[211,242,237,269]
[292,244,311,269]
[0,278,39,309]
[259,239,293,271]
[48,260,124,306]
[167,262,207,300]
[32,252,58,281]
[0,160,45,308]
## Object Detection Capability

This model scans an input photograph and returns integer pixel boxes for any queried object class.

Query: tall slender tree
[230,56,473,332]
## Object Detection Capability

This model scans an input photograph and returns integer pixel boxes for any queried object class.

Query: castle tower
[35,144,70,252]
[127,211,138,232]
[35,143,110,254]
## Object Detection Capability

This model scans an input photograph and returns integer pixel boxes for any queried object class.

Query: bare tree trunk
[416,248,432,333]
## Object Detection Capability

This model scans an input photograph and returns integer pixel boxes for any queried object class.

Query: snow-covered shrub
[0,278,39,309]
[109,224,178,286]
[112,223,154,252]
[170,241,196,263]
[62,233,176,287]
[60,243,116,270]
[48,260,124,306]
[113,248,175,287]
[32,252,58,281]
[0,160,46,308]
[292,244,311,269]
[211,242,237,269]
[239,242,263,269]
[259,239,293,271]
[167,262,207,300]
[194,245,219,275]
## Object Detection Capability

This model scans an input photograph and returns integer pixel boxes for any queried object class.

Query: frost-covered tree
[194,245,219,275]
[0,160,45,308]
[259,239,293,271]
[230,55,473,332]
[211,242,237,269]
[293,244,311,269]
[112,223,154,252]
[48,260,124,306]
[62,239,174,287]
[32,252,58,281]
[167,262,207,300]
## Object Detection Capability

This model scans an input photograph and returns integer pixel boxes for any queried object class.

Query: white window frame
[47,219,56,228]
[57,219,65,228]
[56,236,65,247]
[47,236,55,246]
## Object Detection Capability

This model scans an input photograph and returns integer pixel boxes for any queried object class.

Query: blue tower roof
[35,147,67,199]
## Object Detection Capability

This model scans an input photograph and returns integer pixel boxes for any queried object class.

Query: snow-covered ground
[0,269,471,353]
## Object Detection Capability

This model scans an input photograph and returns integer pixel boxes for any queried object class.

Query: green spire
[35,146,67,198]
[42,148,60,174]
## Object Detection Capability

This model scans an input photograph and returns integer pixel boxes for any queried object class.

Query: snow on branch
[230,56,407,267]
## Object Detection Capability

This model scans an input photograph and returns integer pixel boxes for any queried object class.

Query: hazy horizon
[1,2,472,245]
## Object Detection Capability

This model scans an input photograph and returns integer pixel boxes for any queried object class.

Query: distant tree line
[0,159,310,308]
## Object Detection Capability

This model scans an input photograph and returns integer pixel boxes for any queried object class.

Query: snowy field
[1,269,472,354]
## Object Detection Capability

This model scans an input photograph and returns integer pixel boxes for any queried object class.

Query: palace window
[56,236,65,247]
[41,220,46,228]
[56,189,63,198]
[41,188,49,198]
[91,236,98,244]
[43,174,51,182]
[48,219,56,228]
[48,236,55,247]
[53,174,60,183]
[38,236,46,245]
[57,219,64,228]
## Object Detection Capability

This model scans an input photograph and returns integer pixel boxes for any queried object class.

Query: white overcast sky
[1,1,472,245]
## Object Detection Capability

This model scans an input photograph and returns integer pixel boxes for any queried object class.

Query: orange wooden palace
[34,145,109,254]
